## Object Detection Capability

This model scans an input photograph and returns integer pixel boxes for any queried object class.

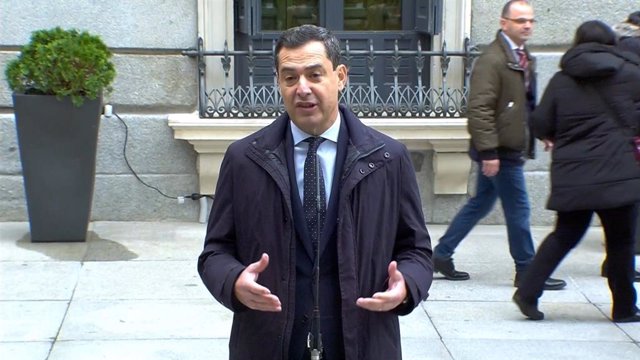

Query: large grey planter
[13,94,102,242]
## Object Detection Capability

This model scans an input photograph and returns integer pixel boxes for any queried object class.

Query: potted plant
[5,27,116,242]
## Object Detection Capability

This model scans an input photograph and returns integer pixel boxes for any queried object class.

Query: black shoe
[601,260,640,282]
[433,256,470,281]
[613,313,640,323]
[514,273,567,291]
[513,290,544,320]
[543,277,567,290]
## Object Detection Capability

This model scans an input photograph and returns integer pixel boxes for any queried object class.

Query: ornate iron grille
[182,37,480,118]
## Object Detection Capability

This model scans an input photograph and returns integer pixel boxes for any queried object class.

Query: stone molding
[168,112,471,196]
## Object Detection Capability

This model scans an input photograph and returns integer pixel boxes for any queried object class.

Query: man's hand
[234,253,282,312]
[482,159,500,177]
[356,261,408,312]
[542,139,554,151]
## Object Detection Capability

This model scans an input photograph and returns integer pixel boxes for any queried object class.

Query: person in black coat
[512,20,640,322]
[614,10,640,56]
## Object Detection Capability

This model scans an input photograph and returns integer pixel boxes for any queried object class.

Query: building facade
[0,0,633,224]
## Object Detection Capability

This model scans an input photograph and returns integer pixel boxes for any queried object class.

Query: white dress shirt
[290,113,340,206]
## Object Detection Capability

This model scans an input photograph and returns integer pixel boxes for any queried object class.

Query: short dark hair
[627,11,640,26]
[274,24,342,71]
[501,0,531,18]
[573,20,617,46]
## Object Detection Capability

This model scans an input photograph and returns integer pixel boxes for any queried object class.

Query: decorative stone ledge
[168,112,471,195]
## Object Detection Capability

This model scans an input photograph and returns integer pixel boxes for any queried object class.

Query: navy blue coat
[198,105,433,360]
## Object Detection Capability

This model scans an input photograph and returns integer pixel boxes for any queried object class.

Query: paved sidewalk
[1,221,639,360]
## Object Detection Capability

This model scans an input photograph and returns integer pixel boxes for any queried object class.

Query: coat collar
[494,30,535,72]
[249,105,383,154]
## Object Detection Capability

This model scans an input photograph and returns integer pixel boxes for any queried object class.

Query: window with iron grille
[187,0,478,118]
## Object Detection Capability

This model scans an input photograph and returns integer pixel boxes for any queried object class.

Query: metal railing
[182,37,480,118]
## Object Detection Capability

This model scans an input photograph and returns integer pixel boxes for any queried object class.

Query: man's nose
[297,77,311,96]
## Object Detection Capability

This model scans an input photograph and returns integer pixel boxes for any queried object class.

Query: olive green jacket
[467,31,536,161]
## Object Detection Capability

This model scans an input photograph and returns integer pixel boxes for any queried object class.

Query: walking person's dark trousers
[434,161,535,271]
[518,204,638,319]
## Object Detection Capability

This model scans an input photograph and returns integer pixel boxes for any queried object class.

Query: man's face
[500,2,535,46]
[277,41,347,135]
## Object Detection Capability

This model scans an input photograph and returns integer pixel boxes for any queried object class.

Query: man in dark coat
[198,24,433,360]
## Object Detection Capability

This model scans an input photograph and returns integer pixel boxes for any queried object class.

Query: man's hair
[274,24,342,71]
[573,20,617,46]
[501,0,531,18]
[627,11,640,26]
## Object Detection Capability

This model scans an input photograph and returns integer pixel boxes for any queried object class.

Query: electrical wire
[112,111,213,201]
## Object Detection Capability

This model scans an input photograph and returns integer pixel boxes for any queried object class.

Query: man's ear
[275,71,282,92]
[336,64,348,90]
[499,18,508,32]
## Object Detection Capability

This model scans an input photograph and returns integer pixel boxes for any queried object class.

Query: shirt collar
[500,31,524,51]
[291,112,341,146]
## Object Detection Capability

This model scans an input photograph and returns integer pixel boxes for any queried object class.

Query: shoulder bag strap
[589,84,637,136]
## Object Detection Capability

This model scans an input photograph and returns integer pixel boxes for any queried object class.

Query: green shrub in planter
[6,27,116,242]
[5,27,116,106]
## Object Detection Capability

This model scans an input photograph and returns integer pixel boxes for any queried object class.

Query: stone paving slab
[1,221,639,360]
[0,262,81,300]
[0,301,68,341]
[427,300,628,341]
[48,339,229,360]
[0,342,51,360]
[58,299,232,341]
[73,261,207,300]
[443,339,640,360]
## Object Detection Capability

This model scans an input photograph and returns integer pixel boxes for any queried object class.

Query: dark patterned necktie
[516,48,530,88]
[303,137,326,244]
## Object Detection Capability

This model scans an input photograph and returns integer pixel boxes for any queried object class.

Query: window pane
[262,0,319,31]
[344,0,401,31]
[261,0,280,30]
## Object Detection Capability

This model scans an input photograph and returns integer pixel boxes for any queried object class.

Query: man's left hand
[356,261,408,312]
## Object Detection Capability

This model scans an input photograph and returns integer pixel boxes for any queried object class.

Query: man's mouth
[297,102,316,109]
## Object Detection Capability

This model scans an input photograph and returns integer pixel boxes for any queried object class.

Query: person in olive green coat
[432,0,566,291]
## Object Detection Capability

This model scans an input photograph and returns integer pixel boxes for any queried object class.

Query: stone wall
[0,0,633,224]
[0,0,202,221]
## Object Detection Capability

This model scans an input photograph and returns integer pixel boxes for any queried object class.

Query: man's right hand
[482,159,500,177]
[234,253,282,312]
